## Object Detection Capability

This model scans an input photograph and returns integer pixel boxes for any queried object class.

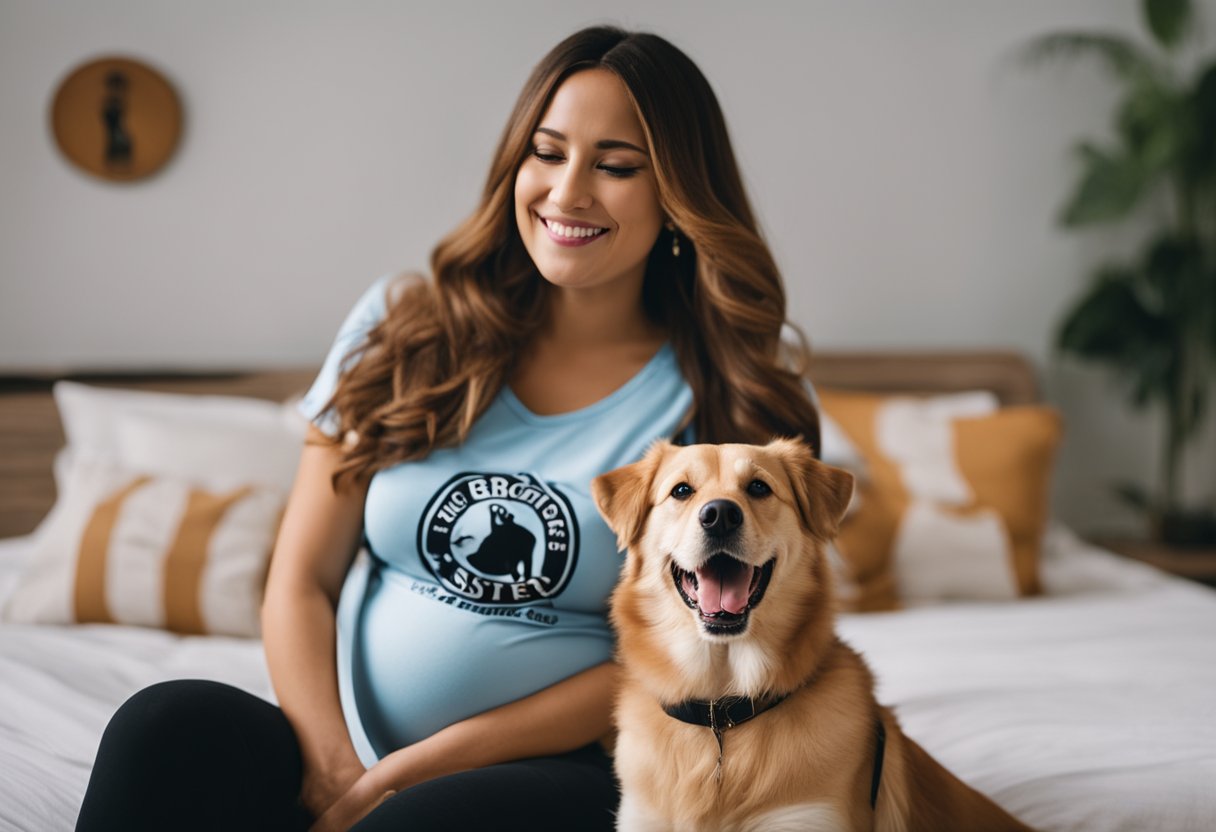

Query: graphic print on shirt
[418,472,580,605]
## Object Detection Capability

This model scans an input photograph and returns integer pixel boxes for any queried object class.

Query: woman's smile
[538,213,610,247]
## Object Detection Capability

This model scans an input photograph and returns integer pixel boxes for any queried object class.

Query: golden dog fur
[592,439,1033,832]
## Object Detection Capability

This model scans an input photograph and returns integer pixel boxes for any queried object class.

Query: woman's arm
[382,658,617,783]
[262,425,370,818]
[312,660,618,831]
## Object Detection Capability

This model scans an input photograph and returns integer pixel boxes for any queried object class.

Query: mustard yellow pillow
[819,389,1062,612]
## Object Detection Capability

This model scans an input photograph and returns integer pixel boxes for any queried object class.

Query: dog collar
[661,694,787,734]
[661,694,887,809]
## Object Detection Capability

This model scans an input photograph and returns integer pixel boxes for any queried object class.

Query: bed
[1,354,1213,831]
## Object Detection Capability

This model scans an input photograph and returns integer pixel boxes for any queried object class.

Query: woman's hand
[308,767,395,832]
[299,754,366,821]
[304,662,617,828]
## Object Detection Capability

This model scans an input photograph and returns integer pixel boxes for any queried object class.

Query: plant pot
[1158,508,1216,548]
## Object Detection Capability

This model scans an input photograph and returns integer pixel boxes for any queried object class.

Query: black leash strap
[870,718,886,810]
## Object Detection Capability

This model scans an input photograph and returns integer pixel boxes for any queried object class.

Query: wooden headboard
[0,370,317,540]
[808,351,1037,405]
[0,351,1036,539]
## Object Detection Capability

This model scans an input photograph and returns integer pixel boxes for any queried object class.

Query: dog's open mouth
[672,554,775,635]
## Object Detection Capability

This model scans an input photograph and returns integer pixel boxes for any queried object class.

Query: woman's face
[514,68,664,296]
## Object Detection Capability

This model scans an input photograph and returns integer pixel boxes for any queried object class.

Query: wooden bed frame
[0,351,1038,539]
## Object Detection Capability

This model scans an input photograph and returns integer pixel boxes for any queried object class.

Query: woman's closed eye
[530,149,640,178]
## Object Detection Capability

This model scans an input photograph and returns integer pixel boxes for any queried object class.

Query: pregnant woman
[74,25,820,831]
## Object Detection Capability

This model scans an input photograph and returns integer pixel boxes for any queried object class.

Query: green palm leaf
[1057,267,1176,409]
[1144,0,1192,50]
[1020,33,1162,85]
[1116,76,1183,173]
[1059,143,1148,226]
[1057,268,1165,358]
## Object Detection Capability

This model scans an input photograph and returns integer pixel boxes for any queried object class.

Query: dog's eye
[746,479,772,498]
[671,483,695,500]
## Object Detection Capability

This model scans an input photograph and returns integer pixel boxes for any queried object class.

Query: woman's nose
[549,163,593,212]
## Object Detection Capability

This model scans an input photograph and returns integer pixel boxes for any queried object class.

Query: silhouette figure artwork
[455,503,537,582]
[101,71,133,169]
[53,57,181,181]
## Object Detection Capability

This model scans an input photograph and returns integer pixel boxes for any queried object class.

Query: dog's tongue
[695,556,752,615]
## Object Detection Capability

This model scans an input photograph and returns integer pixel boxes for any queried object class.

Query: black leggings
[75,679,619,832]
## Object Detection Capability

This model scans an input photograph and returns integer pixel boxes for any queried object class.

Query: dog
[592,439,1034,832]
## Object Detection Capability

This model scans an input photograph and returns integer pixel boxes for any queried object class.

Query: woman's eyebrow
[535,127,648,155]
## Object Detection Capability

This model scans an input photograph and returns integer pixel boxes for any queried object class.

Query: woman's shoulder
[353,270,430,323]
[384,270,430,308]
[297,270,430,436]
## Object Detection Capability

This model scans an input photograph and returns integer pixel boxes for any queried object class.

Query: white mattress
[1,527,1214,831]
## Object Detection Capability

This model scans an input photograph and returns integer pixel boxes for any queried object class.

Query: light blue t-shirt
[299,275,693,765]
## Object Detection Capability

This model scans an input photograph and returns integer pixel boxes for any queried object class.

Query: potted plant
[1024,0,1216,545]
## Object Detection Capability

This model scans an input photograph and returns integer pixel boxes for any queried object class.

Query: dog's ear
[592,441,669,551]
[770,438,855,541]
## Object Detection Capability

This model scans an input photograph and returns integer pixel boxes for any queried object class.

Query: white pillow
[51,381,305,492]
[116,409,304,492]
[3,457,283,637]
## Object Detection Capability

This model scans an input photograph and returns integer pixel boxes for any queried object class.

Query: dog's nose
[699,499,743,537]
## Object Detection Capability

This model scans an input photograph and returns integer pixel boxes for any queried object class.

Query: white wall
[1,0,1213,534]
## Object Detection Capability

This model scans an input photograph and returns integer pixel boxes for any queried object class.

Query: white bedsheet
[839,528,1216,831]
[1,527,1214,831]
[0,535,271,832]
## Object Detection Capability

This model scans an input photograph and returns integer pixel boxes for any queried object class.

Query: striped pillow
[2,458,284,636]
[819,389,1062,612]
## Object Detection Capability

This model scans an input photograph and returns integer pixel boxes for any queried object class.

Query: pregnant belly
[342,559,613,758]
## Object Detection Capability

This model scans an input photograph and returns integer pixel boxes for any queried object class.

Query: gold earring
[667,222,681,258]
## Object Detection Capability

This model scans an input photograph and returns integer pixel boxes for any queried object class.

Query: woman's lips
[539,214,609,248]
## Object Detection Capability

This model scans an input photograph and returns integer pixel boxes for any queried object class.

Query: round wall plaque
[50,56,183,182]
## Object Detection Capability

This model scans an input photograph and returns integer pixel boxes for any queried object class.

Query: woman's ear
[768,438,854,541]
[591,441,670,551]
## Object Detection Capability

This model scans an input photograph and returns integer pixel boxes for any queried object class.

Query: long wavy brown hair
[321,26,820,490]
